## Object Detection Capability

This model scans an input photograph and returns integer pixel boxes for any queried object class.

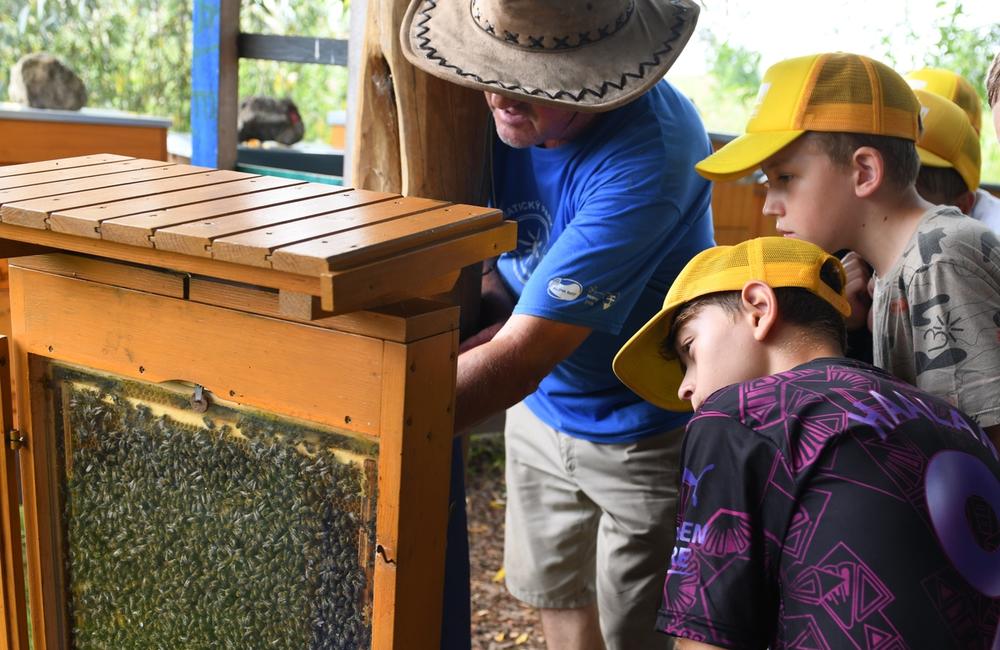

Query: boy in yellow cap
[911,89,995,227]
[695,52,1000,447]
[613,236,1000,650]
[906,67,1000,230]
[906,67,982,133]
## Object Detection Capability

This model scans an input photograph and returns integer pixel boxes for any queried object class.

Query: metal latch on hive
[7,429,24,451]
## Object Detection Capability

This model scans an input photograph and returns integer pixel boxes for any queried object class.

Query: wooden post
[0,336,27,650]
[350,0,492,336]
[350,0,491,203]
[191,0,240,169]
[372,333,458,649]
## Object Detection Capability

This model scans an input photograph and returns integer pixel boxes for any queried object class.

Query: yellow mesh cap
[914,89,981,191]
[613,237,851,412]
[906,67,983,134]
[697,53,921,181]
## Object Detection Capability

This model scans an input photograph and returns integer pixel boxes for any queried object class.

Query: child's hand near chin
[840,251,873,332]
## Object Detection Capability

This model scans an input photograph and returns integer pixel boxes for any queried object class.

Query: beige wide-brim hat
[399,0,700,113]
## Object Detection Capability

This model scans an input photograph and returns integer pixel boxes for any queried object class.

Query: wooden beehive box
[0,154,516,650]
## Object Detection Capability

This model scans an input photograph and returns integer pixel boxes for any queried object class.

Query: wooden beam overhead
[237,33,349,66]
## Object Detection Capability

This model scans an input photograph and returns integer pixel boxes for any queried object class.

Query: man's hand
[841,251,873,331]
[459,261,517,354]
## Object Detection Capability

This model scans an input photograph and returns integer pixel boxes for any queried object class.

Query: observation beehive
[0,154,515,650]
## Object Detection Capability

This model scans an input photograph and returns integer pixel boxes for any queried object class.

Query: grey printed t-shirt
[872,205,1000,428]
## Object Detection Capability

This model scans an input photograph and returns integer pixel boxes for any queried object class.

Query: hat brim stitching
[412,0,693,104]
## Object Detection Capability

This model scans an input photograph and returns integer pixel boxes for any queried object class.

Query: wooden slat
[211,196,446,267]
[0,159,170,191]
[271,204,502,274]
[323,221,517,313]
[11,254,187,299]
[238,33,349,66]
[280,271,459,318]
[8,265,385,435]
[0,163,205,207]
[188,277,458,342]
[0,154,132,178]
[47,174,300,239]
[151,189,399,257]
[99,182,350,248]
[0,224,321,296]
[0,166,237,229]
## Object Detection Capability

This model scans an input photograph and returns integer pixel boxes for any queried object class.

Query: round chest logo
[511,211,551,283]
[547,277,583,301]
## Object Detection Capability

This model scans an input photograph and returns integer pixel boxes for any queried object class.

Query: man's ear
[852,146,884,198]
[740,280,779,342]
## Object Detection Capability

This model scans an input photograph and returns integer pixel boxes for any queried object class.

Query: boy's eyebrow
[760,157,782,175]
[673,321,692,356]
[761,148,794,174]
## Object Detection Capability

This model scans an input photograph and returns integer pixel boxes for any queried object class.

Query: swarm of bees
[53,365,378,649]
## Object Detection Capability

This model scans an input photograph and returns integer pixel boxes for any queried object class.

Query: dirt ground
[467,433,545,649]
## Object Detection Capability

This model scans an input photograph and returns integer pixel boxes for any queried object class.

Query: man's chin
[496,134,538,149]
[495,126,543,149]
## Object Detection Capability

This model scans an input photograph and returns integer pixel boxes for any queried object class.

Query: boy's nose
[762,193,782,217]
[677,381,694,403]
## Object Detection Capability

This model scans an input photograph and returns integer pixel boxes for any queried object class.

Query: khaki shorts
[503,401,683,650]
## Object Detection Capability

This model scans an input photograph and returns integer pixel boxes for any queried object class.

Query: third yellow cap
[906,67,982,134]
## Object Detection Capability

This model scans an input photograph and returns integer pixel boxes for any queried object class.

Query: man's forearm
[454,314,592,434]
[477,261,516,331]
[454,335,540,433]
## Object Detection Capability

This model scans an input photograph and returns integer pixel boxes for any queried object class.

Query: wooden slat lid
[0,155,516,315]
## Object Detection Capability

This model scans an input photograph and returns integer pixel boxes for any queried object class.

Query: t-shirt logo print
[547,278,583,301]
[682,464,715,507]
[509,206,552,283]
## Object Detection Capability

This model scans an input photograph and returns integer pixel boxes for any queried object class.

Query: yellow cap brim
[696,130,805,182]
[612,304,691,413]
[916,146,954,169]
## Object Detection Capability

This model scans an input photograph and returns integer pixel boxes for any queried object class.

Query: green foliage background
[0,0,350,144]
[0,0,995,182]
[674,0,1000,184]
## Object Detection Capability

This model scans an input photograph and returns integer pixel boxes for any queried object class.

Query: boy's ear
[955,190,976,215]
[740,280,779,342]
[852,146,884,198]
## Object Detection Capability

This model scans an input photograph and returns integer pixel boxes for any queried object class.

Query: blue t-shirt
[494,79,714,443]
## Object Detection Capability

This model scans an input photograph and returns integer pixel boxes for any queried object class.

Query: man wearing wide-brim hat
[401,1,714,648]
